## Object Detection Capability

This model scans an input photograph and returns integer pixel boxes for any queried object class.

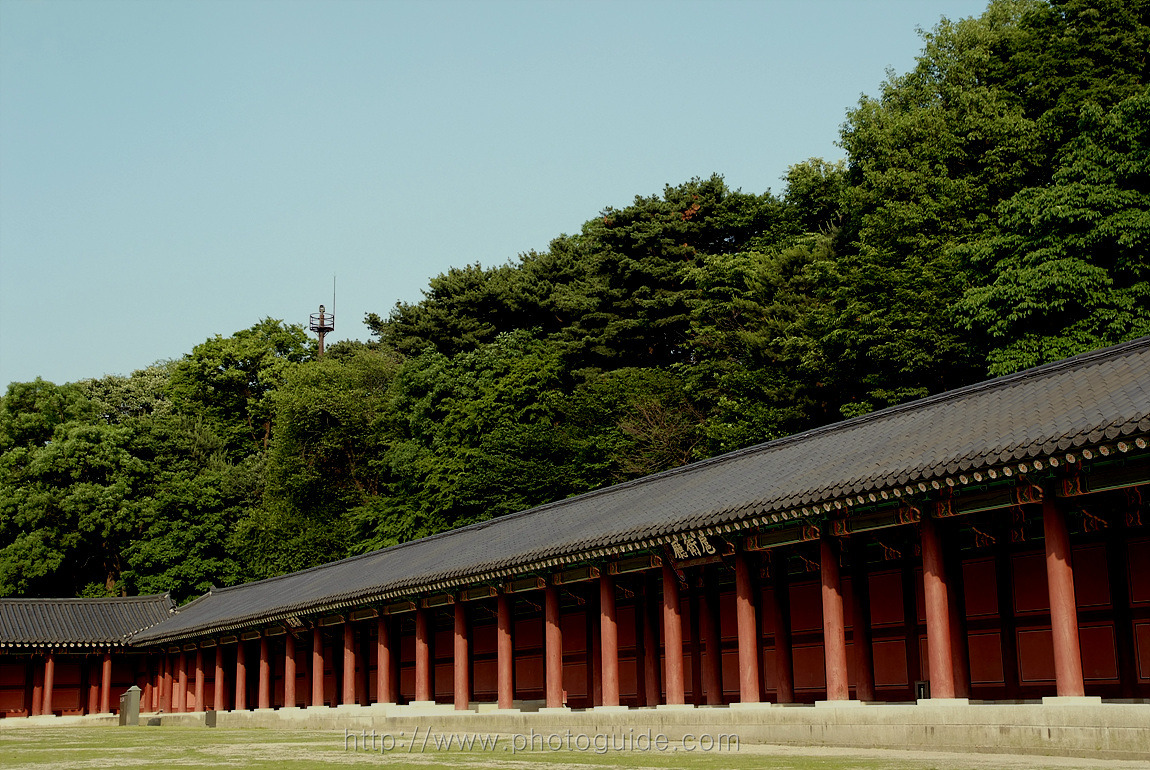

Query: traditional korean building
[0,595,173,716]
[2,336,1149,719]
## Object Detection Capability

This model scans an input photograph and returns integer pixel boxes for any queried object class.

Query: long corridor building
[3,337,1149,717]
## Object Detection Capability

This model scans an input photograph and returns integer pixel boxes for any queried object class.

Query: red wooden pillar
[150,656,159,710]
[30,657,44,715]
[86,657,100,714]
[42,652,56,716]
[358,628,370,706]
[921,514,956,699]
[193,649,205,712]
[734,552,761,703]
[176,653,185,712]
[158,655,169,712]
[698,572,723,705]
[599,573,620,707]
[589,592,602,707]
[183,651,193,711]
[661,562,686,705]
[152,658,163,710]
[100,652,113,713]
[311,627,324,707]
[414,607,431,702]
[284,632,297,707]
[143,661,152,717]
[377,617,394,704]
[167,655,178,712]
[162,652,172,717]
[173,653,184,713]
[342,620,356,706]
[496,594,513,709]
[634,600,648,706]
[642,574,662,706]
[947,556,971,699]
[234,642,247,711]
[141,660,153,713]
[151,657,162,711]
[258,636,271,709]
[820,534,850,701]
[176,652,189,712]
[171,652,182,717]
[214,644,225,711]
[155,655,164,710]
[850,559,875,702]
[454,601,470,710]
[544,585,563,708]
[155,654,164,711]
[1044,498,1086,697]
[147,657,156,712]
[688,586,702,705]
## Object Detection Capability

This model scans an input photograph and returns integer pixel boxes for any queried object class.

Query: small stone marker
[118,686,141,726]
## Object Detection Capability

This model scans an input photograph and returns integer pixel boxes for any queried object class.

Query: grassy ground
[0,726,1135,770]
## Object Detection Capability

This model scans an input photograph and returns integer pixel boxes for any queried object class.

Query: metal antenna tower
[309,276,335,356]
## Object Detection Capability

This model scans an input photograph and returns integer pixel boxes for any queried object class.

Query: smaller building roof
[0,594,174,649]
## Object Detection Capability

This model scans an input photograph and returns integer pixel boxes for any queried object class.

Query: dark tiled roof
[133,337,1150,644]
[0,594,174,648]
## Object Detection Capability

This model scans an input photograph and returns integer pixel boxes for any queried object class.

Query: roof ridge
[200,537,444,594]
[1,593,176,647]
[0,594,171,605]
[168,589,213,614]
[476,335,1150,507]
[201,505,546,595]
[669,333,1150,470]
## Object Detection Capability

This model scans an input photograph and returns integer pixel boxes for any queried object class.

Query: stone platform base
[4,701,1147,760]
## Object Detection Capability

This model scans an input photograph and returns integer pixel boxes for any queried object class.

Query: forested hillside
[2,0,1147,601]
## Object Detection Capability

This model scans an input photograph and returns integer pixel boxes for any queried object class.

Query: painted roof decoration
[0,594,174,648]
[124,336,1150,645]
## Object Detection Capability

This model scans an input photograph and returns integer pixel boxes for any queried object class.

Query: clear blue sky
[1,0,989,387]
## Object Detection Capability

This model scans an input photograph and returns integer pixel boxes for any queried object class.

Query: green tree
[366,263,531,357]
[831,6,1041,413]
[169,318,314,455]
[0,413,147,597]
[957,90,1150,373]
[351,330,567,550]
[565,175,781,369]
[243,346,403,577]
[365,175,783,374]
[822,0,1149,414]
[77,363,176,424]
[0,379,95,451]
[0,366,262,601]
[118,410,256,600]
[683,234,837,449]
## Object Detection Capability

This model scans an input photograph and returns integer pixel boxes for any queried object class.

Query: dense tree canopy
[2,0,1146,600]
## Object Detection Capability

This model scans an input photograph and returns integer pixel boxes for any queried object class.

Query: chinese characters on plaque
[669,531,717,560]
